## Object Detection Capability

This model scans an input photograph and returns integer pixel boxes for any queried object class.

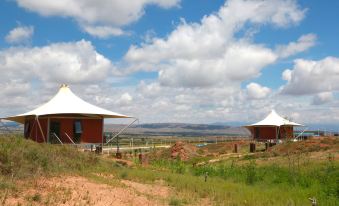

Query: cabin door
[49,121,61,144]
[254,127,260,139]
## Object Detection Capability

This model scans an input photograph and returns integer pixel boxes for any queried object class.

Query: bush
[245,160,257,185]
[120,171,128,179]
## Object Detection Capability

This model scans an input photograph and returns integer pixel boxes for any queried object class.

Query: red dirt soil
[268,137,339,155]
[170,141,199,161]
[3,176,171,206]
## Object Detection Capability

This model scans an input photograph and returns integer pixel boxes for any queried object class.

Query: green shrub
[245,160,257,185]
[120,171,128,179]
[31,193,41,202]
[169,197,182,206]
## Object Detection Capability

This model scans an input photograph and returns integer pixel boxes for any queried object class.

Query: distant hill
[105,123,251,137]
[211,121,250,127]
[1,122,20,127]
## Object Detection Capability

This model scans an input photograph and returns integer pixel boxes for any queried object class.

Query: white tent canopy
[248,110,303,127]
[3,84,132,124]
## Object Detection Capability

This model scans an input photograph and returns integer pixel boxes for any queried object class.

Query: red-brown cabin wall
[248,126,294,140]
[24,118,103,143]
[25,119,48,143]
[257,127,277,140]
[81,119,103,143]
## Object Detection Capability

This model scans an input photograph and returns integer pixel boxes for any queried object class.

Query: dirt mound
[170,141,198,161]
[268,137,339,155]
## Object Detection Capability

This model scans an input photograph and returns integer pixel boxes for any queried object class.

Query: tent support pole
[52,133,63,145]
[294,127,308,140]
[47,117,50,143]
[64,132,75,145]
[35,119,37,142]
[36,116,46,143]
[105,118,138,145]
[102,118,104,155]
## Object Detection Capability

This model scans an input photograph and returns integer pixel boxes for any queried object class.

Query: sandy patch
[3,176,169,206]
[121,179,171,198]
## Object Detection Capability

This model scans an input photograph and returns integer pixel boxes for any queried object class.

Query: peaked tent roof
[3,84,131,123]
[248,110,303,127]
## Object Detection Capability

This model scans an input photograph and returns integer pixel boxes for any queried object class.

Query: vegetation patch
[1,135,338,205]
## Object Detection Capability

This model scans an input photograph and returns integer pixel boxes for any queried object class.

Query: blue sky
[0,0,339,124]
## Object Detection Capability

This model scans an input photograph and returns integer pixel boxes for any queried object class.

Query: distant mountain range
[2,121,337,136]
[105,123,251,137]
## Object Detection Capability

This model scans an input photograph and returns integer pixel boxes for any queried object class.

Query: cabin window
[74,120,82,134]
[73,120,82,143]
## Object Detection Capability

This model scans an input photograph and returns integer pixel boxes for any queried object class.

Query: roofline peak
[60,84,69,88]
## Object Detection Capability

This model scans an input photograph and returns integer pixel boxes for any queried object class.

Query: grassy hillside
[0,136,116,187]
[0,135,338,205]
[127,138,339,205]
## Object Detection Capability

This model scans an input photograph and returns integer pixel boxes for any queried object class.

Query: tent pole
[105,118,138,145]
[102,118,104,155]
[47,117,50,143]
[36,116,46,143]
[35,118,37,142]
[276,127,278,143]
[64,132,76,145]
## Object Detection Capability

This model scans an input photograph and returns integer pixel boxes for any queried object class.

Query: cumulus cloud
[0,80,31,96]
[137,81,162,98]
[276,33,317,58]
[82,25,125,38]
[246,83,271,99]
[123,0,306,88]
[5,25,34,44]
[312,92,333,105]
[0,39,114,84]
[3,0,331,125]
[282,69,292,81]
[281,56,339,95]
[15,0,180,38]
[115,93,133,106]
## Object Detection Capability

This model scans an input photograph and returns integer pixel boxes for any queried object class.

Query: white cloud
[15,0,180,38]
[281,56,339,95]
[0,39,114,84]
[157,44,277,88]
[246,83,271,99]
[312,92,333,105]
[276,33,317,58]
[0,80,31,96]
[82,25,125,38]
[137,81,162,98]
[116,93,133,106]
[5,25,34,44]
[282,69,292,81]
[4,0,335,125]
[123,0,306,88]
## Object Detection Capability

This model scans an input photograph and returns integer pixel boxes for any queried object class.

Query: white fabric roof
[248,110,303,127]
[3,84,131,123]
